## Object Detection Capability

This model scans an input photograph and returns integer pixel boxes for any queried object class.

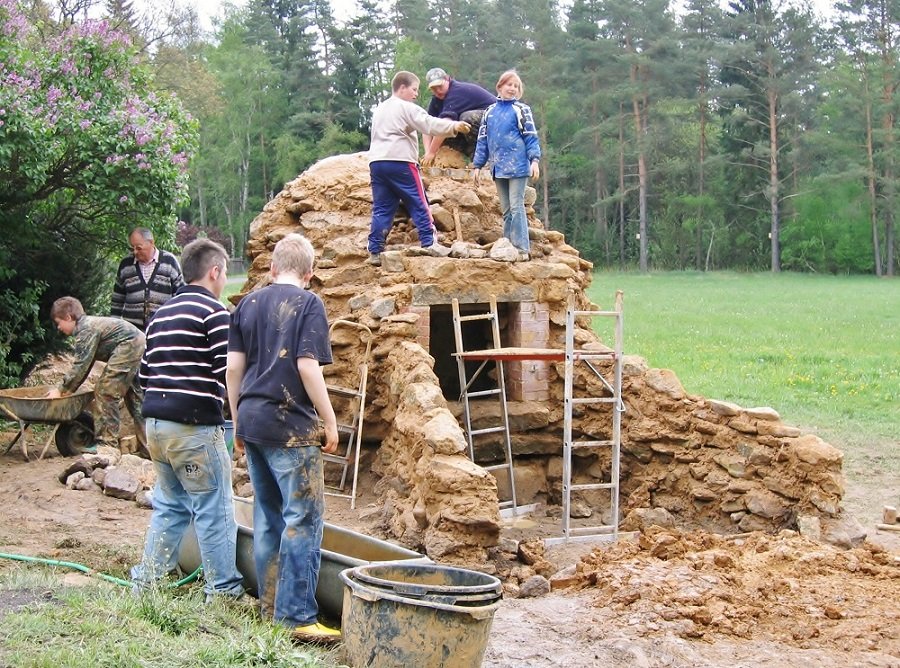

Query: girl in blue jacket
[473,70,542,260]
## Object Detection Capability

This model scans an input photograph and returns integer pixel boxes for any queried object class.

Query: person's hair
[496,70,524,97]
[392,71,419,92]
[271,233,315,277]
[51,296,84,321]
[181,238,227,284]
[130,227,154,242]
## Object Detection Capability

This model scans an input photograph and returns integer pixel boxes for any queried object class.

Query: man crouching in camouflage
[48,296,147,456]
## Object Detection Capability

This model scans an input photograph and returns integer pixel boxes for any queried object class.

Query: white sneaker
[424,242,452,257]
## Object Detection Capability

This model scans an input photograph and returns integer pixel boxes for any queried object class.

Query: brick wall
[404,305,431,350]
[505,301,550,401]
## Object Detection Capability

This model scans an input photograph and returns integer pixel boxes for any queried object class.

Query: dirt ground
[0,440,897,668]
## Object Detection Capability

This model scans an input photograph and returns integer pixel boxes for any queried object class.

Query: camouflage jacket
[60,315,145,393]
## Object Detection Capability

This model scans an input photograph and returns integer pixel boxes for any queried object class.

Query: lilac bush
[0,0,199,383]
[0,0,198,227]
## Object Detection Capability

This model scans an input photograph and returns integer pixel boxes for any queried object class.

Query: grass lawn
[587,271,899,520]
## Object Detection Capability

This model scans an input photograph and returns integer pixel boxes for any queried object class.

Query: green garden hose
[0,551,202,588]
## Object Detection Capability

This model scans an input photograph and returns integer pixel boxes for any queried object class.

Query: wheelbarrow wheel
[55,412,95,457]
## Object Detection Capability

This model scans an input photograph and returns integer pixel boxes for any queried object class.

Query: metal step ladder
[323,320,372,510]
[451,296,521,514]
[549,290,625,545]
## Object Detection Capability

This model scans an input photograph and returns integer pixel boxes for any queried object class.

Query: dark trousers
[368,160,435,254]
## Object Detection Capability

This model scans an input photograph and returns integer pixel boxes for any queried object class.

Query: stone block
[707,399,741,416]
[103,468,140,501]
[791,435,843,467]
[492,460,547,505]
[75,478,100,492]
[744,488,789,519]
[370,297,396,319]
[519,574,551,598]
[745,406,780,421]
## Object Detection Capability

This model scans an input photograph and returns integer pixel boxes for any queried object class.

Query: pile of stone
[57,448,154,508]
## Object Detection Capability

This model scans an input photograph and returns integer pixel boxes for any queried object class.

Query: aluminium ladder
[452,291,625,535]
[451,296,521,513]
[549,289,625,544]
[323,320,372,510]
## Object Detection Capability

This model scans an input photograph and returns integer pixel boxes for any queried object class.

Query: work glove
[455,121,471,135]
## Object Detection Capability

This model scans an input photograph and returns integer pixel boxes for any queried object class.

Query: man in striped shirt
[131,238,245,602]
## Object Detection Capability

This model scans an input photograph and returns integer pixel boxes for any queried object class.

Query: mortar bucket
[350,562,502,606]
[340,563,501,668]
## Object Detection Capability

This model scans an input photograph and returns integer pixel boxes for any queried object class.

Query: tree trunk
[767,83,780,273]
[864,81,883,277]
[618,103,626,268]
[631,88,649,272]
[697,70,707,271]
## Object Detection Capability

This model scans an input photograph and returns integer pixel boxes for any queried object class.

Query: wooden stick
[453,207,463,242]
[875,523,900,533]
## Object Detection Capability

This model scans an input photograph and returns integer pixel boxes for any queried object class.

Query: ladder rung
[570,397,618,405]
[457,313,496,323]
[323,454,351,464]
[573,310,619,317]
[572,352,616,360]
[466,388,503,398]
[326,385,360,398]
[567,525,618,536]
[571,482,615,491]
[470,426,506,436]
[569,440,614,448]
[483,463,511,472]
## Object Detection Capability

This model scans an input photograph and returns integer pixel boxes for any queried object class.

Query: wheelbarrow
[0,385,95,460]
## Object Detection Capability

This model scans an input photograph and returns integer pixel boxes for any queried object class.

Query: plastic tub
[177,496,429,620]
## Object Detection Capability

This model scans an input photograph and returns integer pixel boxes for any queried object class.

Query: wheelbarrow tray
[0,385,93,424]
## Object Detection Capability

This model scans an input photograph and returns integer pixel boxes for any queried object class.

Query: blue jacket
[473,99,541,178]
[427,79,497,121]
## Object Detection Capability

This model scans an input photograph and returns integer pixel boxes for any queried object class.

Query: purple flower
[119,195,128,203]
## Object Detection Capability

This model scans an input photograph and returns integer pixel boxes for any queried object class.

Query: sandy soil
[1,423,898,668]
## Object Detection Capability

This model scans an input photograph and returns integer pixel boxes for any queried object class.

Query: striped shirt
[139,285,229,425]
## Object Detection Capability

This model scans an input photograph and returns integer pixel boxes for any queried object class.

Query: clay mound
[234,150,854,562]
[569,527,900,649]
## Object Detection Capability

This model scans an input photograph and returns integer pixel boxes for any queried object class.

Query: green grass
[223,274,247,303]
[0,566,343,668]
[587,271,899,443]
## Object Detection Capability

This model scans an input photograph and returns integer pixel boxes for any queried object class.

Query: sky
[189,0,359,30]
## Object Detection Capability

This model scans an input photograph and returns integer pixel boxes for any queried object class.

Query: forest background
[1,0,899,384]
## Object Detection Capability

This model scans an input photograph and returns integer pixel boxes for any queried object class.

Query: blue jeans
[244,442,325,627]
[368,160,435,253]
[131,419,243,597]
[495,176,529,252]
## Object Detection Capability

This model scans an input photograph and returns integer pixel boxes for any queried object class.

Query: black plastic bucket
[340,563,501,667]
[350,562,502,606]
